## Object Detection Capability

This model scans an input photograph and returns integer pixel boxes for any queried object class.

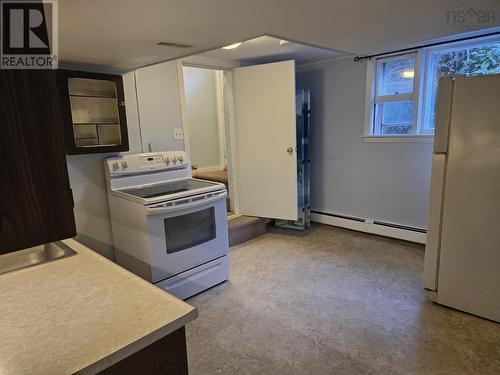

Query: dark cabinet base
[98,327,189,375]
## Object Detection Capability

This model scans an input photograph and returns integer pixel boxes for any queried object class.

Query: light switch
[173,128,184,140]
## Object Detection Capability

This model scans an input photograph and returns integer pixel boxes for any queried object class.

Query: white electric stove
[104,151,229,300]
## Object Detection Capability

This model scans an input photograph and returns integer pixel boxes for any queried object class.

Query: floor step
[228,216,267,247]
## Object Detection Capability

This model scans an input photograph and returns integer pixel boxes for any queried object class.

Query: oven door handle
[146,191,227,216]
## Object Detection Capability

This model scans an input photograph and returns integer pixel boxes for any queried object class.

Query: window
[422,41,500,133]
[370,53,419,136]
[365,35,500,140]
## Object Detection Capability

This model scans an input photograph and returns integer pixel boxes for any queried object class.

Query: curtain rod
[353,31,500,62]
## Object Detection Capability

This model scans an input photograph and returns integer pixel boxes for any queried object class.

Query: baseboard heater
[372,220,426,233]
[310,211,427,244]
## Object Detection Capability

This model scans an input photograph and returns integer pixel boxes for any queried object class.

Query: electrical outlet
[173,128,184,140]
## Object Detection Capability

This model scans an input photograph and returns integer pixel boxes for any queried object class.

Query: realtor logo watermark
[1,0,58,69]
[447,8,495,26]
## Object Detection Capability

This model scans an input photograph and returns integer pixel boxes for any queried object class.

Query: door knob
[287,146,294,153]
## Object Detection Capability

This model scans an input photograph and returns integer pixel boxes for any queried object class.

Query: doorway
[180,36,340,224]
[182,66,236,216]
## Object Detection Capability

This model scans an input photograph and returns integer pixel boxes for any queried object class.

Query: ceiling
[198,36,345,65]
[59,0,500,72]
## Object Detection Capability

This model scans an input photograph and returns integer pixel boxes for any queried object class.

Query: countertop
[0,239,197,375]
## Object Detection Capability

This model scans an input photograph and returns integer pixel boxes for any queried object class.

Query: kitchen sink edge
[0,242,77,276]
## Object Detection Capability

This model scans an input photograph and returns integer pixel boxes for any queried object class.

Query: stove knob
[121,161,128,169]
[172,155,178,164]
[179,155,184,163]
[112,162,119,171]
[165,157,170,164]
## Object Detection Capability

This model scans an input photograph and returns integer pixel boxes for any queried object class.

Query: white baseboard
[311,212,426,244]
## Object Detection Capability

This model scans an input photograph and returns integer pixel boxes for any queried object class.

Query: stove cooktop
[120,178,222,199]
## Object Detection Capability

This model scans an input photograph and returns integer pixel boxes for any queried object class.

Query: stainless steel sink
[0,242,76,276]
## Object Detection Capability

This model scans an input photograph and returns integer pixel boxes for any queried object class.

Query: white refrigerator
[423,74,500,323]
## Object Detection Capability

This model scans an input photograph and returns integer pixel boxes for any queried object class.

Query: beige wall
[134,60,186,153]
[66,72,143,259]
[183,66,221,169]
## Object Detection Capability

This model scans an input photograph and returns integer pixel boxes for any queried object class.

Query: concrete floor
[186,224,500,375]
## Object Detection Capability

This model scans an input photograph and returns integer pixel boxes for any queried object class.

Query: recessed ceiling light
[279,39,294,48]
[222,42,242,50]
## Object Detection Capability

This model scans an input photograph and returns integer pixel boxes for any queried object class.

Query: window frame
[364,51,427,142]
[364,34,500,142]
[375,52,418,135]
[420,34,500,134]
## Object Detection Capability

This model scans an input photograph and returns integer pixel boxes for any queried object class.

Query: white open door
[232,60,297,220]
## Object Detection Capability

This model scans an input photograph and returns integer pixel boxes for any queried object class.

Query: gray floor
[186,224,500,375]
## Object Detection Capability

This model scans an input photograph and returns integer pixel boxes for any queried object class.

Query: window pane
[375,101,414,135]
[424,42,500,131]
[380,101,414,124]
[378,56,415,96]
[381,125,412,135]
[468,45,500,75]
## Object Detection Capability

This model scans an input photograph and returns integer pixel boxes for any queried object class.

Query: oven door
[145,190,228,282]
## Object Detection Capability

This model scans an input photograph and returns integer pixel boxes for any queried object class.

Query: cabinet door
[0,70,76,254]
[98,327,188,375]
[135,60,185,152]
[58,70,129,155]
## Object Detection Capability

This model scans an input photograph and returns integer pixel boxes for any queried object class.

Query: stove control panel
[140,154,164,168]
[106,151,189,175]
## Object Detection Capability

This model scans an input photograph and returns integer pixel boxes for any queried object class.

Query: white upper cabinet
[135,60,185,152]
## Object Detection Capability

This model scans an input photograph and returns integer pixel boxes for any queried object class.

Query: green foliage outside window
[426,43,500,130]
[436,44,500,77]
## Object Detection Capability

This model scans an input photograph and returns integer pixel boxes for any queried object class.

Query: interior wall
[64,58,229,259]
[66,71,143,259]
[183,66,221,169]
[135,60,185,153]
[296,57,433,229]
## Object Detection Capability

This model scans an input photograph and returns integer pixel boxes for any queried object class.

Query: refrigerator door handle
[433,78,454,154]
[423,153,447,290]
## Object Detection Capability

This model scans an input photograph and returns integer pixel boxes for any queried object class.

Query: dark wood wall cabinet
[58,70,129,155]
[0,70,76,254]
